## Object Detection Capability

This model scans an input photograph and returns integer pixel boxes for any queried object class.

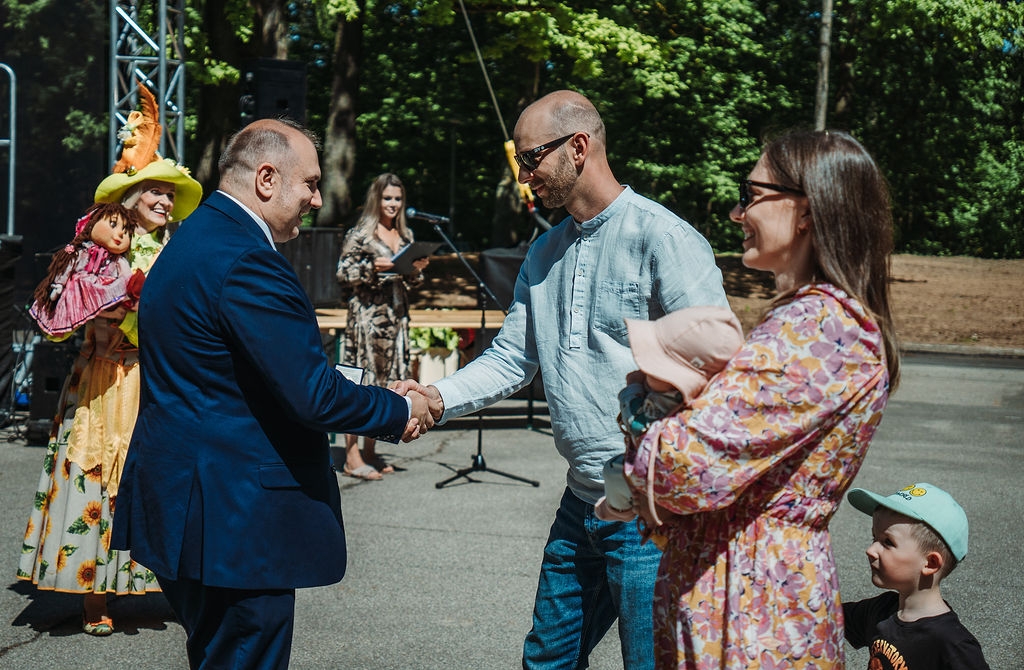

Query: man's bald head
[517,90,606,149]
[218,118,321,193]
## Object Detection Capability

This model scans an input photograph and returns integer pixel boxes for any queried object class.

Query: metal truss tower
[109,0,187,167]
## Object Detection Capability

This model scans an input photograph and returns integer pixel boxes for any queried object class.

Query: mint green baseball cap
[848,482,969,561]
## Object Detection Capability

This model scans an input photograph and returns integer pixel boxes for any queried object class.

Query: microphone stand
[429,223,539,489]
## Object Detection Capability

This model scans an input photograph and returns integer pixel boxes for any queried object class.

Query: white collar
[217,190,276,248]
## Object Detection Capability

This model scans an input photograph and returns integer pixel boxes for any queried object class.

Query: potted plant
[410,326,460,384]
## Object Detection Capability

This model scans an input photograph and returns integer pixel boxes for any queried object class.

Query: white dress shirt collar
[217,190,276,248]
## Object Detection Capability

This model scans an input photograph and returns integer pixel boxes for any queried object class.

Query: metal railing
[0,63,14,236]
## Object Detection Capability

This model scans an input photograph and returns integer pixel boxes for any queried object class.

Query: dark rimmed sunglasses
[738,179,804,209]
[513,133,578,171]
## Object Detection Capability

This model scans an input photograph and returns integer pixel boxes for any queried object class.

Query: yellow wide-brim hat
[94,157,203,222]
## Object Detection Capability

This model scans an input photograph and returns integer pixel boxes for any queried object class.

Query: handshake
[389,379,445,442]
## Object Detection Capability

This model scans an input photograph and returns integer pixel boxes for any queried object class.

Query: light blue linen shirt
[433,186,728,503]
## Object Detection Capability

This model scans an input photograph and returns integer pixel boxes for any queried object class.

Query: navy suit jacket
[111,191,408,589]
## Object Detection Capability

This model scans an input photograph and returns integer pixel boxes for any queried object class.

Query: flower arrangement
[410,326,459,351]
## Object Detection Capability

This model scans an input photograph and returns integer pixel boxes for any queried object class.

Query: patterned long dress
[17,230,165,595]
[624,283,891,669]
[336,227,424,387]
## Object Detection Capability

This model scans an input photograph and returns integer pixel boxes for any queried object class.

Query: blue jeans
[522,488,661,670]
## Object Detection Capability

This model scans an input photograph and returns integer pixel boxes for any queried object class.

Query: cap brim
[94,159,203,221]
[849,487,931,525]
[848,488,889,516]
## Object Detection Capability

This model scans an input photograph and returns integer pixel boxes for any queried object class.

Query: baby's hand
[595,454,636,522]
[602,454,632,511]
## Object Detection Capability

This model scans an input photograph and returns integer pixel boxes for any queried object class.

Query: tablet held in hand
[390,241,442,275]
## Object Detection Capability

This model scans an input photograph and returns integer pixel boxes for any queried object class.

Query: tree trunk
[192,0,285,191]
[814,0,834,130]
[319,4,365,227]
[253,0,289,58]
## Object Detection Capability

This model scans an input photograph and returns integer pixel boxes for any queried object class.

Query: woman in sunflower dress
[17,100,202,636]
[623,130,901,669]
[336,173,429,480]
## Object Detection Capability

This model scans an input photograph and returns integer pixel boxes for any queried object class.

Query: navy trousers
[157,575,296,670]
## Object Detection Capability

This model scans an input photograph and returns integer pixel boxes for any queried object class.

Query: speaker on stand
[239,58,307,127]
[480,244,546,414]
[0,235,22,427]
[25,339,77,444]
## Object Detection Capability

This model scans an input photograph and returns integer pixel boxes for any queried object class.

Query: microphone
[405,207,451,224]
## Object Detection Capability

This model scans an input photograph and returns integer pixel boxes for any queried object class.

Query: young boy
[843,482,990,669]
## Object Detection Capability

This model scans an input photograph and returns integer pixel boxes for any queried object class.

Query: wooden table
[316,308,506,333]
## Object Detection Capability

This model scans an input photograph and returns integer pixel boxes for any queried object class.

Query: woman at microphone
[336,173,429,479]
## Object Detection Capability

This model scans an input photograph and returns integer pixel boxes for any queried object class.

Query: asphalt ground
[0,351,1020,669]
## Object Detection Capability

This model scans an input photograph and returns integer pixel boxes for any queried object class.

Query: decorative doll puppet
[30,203,144,339]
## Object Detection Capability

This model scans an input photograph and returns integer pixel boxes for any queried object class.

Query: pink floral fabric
[624,283,890,669]
[30,242,130,338]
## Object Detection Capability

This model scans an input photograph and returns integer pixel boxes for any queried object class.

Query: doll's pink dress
[30,242,130,338]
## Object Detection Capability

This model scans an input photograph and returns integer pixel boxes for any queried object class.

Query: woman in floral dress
[17,95,202,636]
[336,173,429,480]
[623,129,901,669]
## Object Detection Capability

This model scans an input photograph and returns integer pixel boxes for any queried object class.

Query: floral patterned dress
[17,230,165,595]
[624,283,891,669]
[336,227,424,387]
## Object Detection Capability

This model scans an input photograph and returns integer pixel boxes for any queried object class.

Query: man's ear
[921,550,944,576]
[255,163,276,199]
[570,132,589,166]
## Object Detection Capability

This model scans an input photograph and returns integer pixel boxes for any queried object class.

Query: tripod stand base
[435,453,541,489]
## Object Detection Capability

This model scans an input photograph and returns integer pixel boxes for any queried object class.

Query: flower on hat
[112,82,162,176]
[116,121,139,144]
[94,82,203,222]
[162,157,192,177]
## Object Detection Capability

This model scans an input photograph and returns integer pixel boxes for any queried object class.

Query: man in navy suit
[111,118,432,669]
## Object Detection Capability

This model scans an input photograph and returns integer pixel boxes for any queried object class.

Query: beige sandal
[343,464,382,481]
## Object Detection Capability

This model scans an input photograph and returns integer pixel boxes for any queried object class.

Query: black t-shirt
[843,591,990,669]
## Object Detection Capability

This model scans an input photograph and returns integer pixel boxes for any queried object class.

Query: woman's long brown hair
[760,129,901,390]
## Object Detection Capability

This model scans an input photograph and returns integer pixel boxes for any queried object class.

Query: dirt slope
[410,254,1024,351]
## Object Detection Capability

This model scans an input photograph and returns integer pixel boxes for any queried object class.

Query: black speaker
[479,243,544,401]
[240,58,307,125]
[481,243,530,312]
[29,339,77,425]
[0,236,22,401]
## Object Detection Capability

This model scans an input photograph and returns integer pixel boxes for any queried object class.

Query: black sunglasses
[513,133,578,171]
[738,179,805,209]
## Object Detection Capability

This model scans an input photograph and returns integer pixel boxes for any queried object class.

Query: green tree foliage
[346,0,1022,256]
[1,0,1022,258]
[829,0,1024,258]
[0,0,109,223]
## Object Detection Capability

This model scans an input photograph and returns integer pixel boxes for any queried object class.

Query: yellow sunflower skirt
[17,329,159,595]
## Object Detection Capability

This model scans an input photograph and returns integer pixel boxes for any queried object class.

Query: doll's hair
[32,203,138,315]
